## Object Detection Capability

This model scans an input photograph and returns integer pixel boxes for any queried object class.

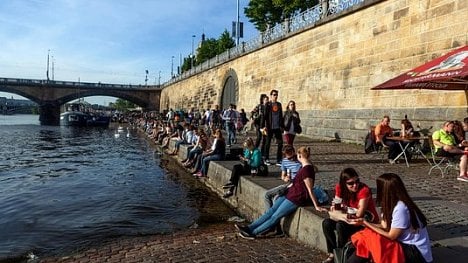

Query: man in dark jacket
[261,89,284,166]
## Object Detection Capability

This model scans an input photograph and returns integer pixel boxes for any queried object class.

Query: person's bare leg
[460,155,467,177]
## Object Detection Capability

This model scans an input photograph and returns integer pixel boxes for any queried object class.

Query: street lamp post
[145,69,149,86]
[191,35,196,69]
[46,49,50,81]
[158,71,161,86]
[171,56,174,77]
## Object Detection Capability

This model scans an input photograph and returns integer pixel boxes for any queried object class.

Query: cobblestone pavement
[40,222,326,263]
[38,133,467,262]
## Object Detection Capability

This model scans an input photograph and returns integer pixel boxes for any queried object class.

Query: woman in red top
[321,168,379,263]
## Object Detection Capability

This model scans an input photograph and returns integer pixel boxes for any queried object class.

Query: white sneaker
[457,176,468,182]
[264,159,271,165]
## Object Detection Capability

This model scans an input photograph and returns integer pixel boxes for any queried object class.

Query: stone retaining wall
[160,0,468,144]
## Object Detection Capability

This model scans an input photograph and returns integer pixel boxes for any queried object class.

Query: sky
[0,0,258,105]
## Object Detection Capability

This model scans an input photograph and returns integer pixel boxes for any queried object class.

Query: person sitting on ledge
[321,167,379,263]
[235,146,327,240]
[192,129,226,178]
[264,144,302,210]
[221,137,261,198]
[347,173,432,263]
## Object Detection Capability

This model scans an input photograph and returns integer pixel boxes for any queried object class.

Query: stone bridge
[0,77,161,125]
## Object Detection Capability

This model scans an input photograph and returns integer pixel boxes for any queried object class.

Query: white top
[391,201,433,262]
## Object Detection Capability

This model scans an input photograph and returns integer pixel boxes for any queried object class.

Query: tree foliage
[109,99,135,112]
[217,30,235,54]
[181,30,235,73]
[245,0,319,32]
[196,38,218,65]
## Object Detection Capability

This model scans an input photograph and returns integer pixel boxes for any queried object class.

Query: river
[0,114,232,261]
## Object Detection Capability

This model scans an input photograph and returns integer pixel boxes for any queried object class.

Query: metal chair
[427,137,457,178]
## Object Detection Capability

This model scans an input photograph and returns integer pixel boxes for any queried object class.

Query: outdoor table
[386,136,429,167]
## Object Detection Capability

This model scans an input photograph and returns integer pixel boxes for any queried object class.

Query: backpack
[257,163,268,176]
[313,185,330,205]
[333,241,356,263]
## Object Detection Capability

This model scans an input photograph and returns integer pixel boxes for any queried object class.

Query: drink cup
[333,197,342,211]
[250,168,257,177]
[347,207,358,219]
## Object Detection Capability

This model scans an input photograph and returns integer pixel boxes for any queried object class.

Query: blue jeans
[188,147,202,160]
[264,183,289,209]
[201,154,222,176]
[247,196,298,235]
[174,139,187,151]
[226,123,236,145]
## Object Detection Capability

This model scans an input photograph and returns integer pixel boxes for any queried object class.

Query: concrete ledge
[166,141,328,252]
[204,161,328,252]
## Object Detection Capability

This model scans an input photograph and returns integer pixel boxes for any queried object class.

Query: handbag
[333,241,355,263]
[296,125,302,134]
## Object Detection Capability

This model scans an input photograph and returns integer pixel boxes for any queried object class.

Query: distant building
[0,97,38,114]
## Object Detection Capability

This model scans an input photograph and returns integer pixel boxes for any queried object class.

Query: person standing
[283,100,301,146]
[261,89,284,166]
[223,104,238,146]
[252,94,268,149]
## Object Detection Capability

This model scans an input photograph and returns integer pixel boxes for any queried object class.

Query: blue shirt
[391,201,433,263]
[280,157,302,179]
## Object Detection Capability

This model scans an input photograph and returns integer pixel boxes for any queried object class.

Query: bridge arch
[220,69,239,109]
[0,78,161,125]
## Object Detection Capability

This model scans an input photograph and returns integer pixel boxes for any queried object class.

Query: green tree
[110,99,135,112]
[181,56,194,72]
[245,0,318,32]
[244,0,283,32]
[217,30,235,54]
[273,0,318,17]
[196,38,218,65]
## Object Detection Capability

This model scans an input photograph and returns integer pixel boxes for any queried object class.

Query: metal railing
[165,0,367,86]
[0,77,160,90]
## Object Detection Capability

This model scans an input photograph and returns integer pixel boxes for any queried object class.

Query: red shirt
[286,164,315,206]
[335,183,379,223]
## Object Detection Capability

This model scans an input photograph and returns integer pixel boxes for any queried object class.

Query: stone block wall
[160,0,468,143]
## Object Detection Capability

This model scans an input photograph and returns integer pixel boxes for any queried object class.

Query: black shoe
[223,191,233,198]
[235,224,249,232]
[222,182,235,189]
[238,229,255,240]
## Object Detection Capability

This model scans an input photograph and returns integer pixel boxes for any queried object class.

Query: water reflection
[0,123,201,260]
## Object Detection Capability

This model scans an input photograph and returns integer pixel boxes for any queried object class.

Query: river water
[0,115,228,261]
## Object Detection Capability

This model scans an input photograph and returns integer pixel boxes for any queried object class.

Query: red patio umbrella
[372,45,468,90]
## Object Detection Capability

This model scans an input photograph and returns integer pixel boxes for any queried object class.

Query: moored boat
[60,111,111,127]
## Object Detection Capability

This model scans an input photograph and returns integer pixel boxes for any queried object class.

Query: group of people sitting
[133,111,434,263]
[374,114,468,182]
[233,160,433,263]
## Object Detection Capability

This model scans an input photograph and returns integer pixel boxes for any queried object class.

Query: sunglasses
[271,94,278,96]
[346,178,360,186]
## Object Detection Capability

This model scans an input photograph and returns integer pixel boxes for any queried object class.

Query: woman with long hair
[235,146,327,239]
[321,168,379,263]
[283,100,301,146]
[221,137,262,198]
[348,173,432,263]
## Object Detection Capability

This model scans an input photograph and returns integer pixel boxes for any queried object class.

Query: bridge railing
[0,77,160,90]
[164,0,372,87]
